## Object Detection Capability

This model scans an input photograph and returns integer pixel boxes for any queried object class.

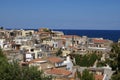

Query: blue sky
[0,0,120,29]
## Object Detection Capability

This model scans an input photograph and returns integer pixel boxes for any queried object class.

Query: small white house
[63,56,73,71]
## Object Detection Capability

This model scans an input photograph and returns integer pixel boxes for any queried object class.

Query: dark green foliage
[109,43,120,71]
[74,54,81,65]
[97,54,102,61]
[81,69,95,80]
[97,61,106,67]
[76,69,81,79]
[74,53,98,67]
[111,72,120,80]
[88,53,98,66]
[111,43,120,53]
[56,48,62,56]
[77,69,95,80]
[97,58,111,67]
[0,48,52,80]
[0,48,8,65]
[103,58,117,70]
[109,43,120,80]
[0,48,5,58]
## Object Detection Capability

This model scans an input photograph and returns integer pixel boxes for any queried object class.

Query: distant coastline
[6,28,120,42]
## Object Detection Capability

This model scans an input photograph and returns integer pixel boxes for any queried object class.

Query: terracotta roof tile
[46,68,72,76]
[94,75,104,80]
[93,39,107,43]
[28,58,43,64]
[62,35,80,39]
[48,57,63,63]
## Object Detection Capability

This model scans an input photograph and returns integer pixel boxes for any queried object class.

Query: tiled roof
[48,57,63,63]
[94,75,104,80]
[62,35,72,38]
[46,68,72,76]
[62,35,80,38]
[93,39,107,43]
[28,58,43,64]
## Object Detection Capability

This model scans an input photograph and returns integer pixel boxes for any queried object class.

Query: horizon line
[5,28,120,31]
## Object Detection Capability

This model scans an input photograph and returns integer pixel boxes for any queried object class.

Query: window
[32,53,35,59]
[37,52,42,58]
[31,49,34,52]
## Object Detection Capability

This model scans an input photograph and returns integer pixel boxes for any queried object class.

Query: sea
[53,29,120,42]
[7,28,120,42]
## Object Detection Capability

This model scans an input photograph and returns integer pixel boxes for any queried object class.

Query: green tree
[76,70,81,79]
[81,69,95,80]
[111,72,120,80]
[109,43,120,71]
[74,53,98,67]
[97,61,106,67]
[56,48,62,56]
[77,69,95,80]
[109,43,120,80]
[0,48,52,80]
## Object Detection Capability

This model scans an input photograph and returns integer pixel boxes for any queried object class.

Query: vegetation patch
[74,53,99,67]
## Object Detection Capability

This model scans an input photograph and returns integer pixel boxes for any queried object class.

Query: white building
[63,56,73,71]
[0,39,5,48]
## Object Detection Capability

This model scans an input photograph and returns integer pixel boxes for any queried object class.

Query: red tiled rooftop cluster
[93,39,107,43]
[46,68,72,76]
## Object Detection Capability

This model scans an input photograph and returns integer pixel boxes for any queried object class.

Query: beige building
[62,50,71,57]
[87,38,113,51]
[21,30,34,37]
